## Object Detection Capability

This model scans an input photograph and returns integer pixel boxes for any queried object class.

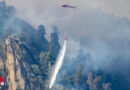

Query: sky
[5,0,130,73]
[6,0,130,26]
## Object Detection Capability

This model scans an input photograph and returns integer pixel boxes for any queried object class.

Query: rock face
[0,1,60,90]
[6,38,25,90]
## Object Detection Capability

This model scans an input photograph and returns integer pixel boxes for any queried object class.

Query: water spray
[49,38,67,89]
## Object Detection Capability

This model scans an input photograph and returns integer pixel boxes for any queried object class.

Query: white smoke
[49,39,67,89]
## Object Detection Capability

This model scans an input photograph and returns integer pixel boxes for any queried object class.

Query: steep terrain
[0,1,130,90]
[57,49,130,90]
[0,1,60,90]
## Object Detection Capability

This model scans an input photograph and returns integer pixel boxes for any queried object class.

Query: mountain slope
[0,1,60,90]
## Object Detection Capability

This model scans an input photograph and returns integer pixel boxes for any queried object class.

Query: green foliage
[34,55,39,60]
[65,75,74,83]
[39,52,48,73]
[60,75,75,86]
[39,44,53,72]
[94,76,102,84]
[58,86,66,90]
[47,62,52,80]
[31,64,40,74]
[39,52,46,61]
[37,44,58,88]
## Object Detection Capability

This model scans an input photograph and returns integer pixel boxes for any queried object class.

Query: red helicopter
[61,4,76,9]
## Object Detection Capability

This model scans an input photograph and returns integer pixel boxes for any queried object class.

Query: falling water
[49,39,67,89]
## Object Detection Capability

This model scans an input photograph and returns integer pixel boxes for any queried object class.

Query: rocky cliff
[0,1,60,90]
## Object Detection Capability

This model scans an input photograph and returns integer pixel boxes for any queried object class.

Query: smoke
[6,0,130,20]
[5,0,130,35]
[4,0,130,89]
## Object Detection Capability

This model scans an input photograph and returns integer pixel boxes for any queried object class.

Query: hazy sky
[6,0,130,25]
[5,0,130,40]
[5,0,130,71]
[6,0,130,18]
[5,0,130,41]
